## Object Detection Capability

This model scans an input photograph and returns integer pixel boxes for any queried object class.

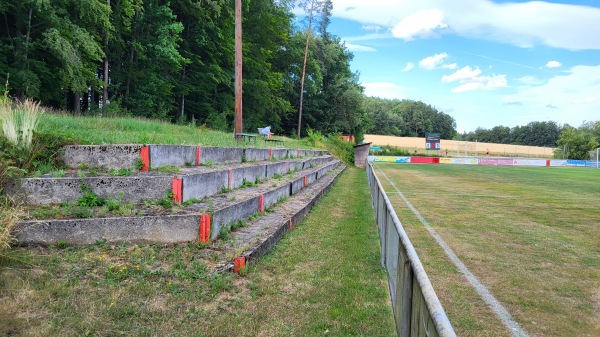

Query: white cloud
[391,9,447,41]
[442,63,457,70]
[330,0,600,50]
[502,65,600,124]
[344,43,376,52]
[419,52,456,70]
[402,62,414,72]
[362,25,382,32]
[442,66,507,92]
[362,82,407,99]
[442,66,481,82]
[546,60,562,68]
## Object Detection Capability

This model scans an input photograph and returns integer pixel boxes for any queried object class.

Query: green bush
[325,133,354,165]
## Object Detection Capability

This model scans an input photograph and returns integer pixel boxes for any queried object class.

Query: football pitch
[373,163,600,337]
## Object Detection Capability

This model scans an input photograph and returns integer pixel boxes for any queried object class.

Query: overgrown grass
[375,164,600,337]
[0,167,393,335]
[38,113,314,149]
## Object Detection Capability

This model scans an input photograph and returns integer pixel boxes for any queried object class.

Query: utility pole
[297,0,316,139]
[102,0,110,115]
[234,0,243,136]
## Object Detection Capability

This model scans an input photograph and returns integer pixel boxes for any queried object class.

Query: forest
[0,0,366,138]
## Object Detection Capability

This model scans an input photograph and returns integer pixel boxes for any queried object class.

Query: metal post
[234,0,243,135]
[597,148,599,169]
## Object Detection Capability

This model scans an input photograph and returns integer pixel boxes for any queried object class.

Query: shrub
[0,99,44,151]
[325,132,354,165]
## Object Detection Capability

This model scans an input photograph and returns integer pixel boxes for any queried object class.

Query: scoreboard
[425,132,441,150]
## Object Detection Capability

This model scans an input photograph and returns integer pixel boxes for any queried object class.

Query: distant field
[374,163,600,337]
[365,134,556,158]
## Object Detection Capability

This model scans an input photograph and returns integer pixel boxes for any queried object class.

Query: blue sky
[320,0,600,133]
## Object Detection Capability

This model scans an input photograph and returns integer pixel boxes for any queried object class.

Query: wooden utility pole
[297,0,316,139]
[102,0,110,115]
[234,0,243,135]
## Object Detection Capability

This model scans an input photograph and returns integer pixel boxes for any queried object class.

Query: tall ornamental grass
[0,99,43,150]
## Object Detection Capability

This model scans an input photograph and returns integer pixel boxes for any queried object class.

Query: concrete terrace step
[216,164,346,273]
[15,160,343,246]
[60,144,328,170]
[8,155,334,205]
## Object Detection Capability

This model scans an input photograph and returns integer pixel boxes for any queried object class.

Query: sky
[318,0,600,133]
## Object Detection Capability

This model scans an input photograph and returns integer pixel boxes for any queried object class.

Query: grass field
[374,163,600,337]
[0,168,395,336]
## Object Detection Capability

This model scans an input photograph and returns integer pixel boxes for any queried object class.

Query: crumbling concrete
[61,144,143,169]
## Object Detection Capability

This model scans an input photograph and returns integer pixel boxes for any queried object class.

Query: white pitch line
[375,164,530,337]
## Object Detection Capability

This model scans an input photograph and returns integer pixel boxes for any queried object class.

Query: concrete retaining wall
[212,196,261,239]
[17,214,200,245]
[61,145,143,169]
[244,148,271,162]
[182,170,229,201]
[266,162,288,178]
[202,147,244,165]
[60,144,326,169]
[264,185,290,209]
[231,165,267,188]
[16,160,342,245]
[8,176,172,205]
[149,145,196,168]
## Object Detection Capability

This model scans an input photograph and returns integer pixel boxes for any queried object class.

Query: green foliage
[371,145,411,157]
[324,133,354,165]
[0,0,366,139]
[555,125,599,160]
[77,184,106,207]
[363,97,457,139]
[154,165,180,174]
[459,121,563,147]
[159,192,174,209]
[306,128,323,146]
[109,168,132,176]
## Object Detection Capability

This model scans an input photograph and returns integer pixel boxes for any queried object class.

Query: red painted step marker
[172,178,183,203]
[304,176,307,187]
[196,146,202,166]
[199,214,211,242]
[234,256,246,273]
[289,218,293,230]
[140,146,149,172]
[259,194,264,212]
[269,148,273,158]
[228,168,233,189]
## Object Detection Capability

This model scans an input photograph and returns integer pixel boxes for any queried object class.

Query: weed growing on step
[203,160,214,167]
[273,173,282,179]
[155,165,179,174]
[134,158,144,171]
[181,198,203,206]
[220,186,231,194]
[159,192,174,209]
[108,168,132,176]
[241,178,254,188]
[51,169,66,177]
[77,184,105,207]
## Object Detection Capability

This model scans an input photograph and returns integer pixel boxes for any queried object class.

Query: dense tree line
[458,121,563,147]
[0,0,364,138]
[363,96,457,139]
[554,121,600,160]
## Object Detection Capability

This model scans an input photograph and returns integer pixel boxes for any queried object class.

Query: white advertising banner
[440,157,478,165]
[512,159,547,167]
[549,160,568,167]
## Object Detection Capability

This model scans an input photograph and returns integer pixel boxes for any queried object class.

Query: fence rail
[367,162,456,337]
